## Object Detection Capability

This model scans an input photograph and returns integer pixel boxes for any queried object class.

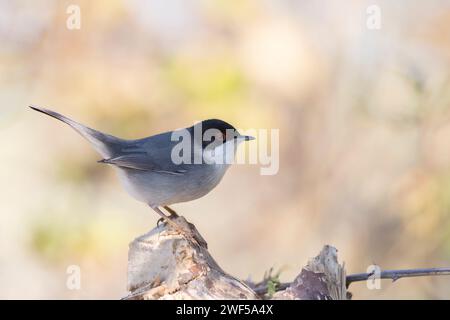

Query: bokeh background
[2,0,450,299]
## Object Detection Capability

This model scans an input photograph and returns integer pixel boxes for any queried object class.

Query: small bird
[30,106,254,236]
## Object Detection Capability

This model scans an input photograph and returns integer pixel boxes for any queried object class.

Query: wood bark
[123,216,347,300]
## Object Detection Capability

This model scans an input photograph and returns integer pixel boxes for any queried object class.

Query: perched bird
[29,106,254,236]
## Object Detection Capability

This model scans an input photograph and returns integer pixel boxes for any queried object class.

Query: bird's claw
[156,217,166,227]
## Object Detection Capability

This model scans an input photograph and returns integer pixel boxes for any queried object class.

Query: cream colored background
[1,0,450,299]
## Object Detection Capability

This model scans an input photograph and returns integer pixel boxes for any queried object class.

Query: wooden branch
[269,245,347,300]
[254,268,450,296]
[123,216,258,300]
[123,216,347,300]
[122,215,450,299]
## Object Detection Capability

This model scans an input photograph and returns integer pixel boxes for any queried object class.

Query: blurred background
[1,0,450,299]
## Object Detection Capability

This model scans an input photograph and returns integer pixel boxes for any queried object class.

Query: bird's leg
[163,205,179,218]
[156,206,178,226]
[150,205,207,248]
[150,205,194,240]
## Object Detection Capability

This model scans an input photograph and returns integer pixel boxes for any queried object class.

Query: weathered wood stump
[123,216,347,300]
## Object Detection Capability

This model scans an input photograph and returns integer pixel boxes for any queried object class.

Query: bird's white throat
[202,139,241,165]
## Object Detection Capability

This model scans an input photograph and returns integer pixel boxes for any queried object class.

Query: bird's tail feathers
[29,105,121,158]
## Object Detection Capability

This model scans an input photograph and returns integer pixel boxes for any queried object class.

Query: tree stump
[123,216,347,300]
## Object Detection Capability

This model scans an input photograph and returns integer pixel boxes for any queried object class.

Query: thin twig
[252,282,290,296]
[345,267,450,286]
[253,267,450,296]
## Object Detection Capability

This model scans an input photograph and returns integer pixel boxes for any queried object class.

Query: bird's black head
[191,119,254,149]
[201,119,236,135]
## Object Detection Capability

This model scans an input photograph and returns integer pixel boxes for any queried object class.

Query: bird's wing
[99,154,187,175]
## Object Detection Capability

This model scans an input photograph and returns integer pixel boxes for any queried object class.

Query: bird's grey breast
[113,130,230,205]
[116,163,229,206]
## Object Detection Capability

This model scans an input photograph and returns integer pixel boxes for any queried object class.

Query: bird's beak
[241,135,255,141]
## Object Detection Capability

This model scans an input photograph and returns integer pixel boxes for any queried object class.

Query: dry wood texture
[123,216,346,300]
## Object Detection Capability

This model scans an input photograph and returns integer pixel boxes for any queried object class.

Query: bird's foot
[156,207,179,227]
[151,205,207,248]
[165,217,203,246]
[156,217,165,227]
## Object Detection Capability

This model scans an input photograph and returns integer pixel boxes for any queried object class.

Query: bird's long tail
[29,105,123,158]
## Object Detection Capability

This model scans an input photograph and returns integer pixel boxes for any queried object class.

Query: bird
[29,105,254,238]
